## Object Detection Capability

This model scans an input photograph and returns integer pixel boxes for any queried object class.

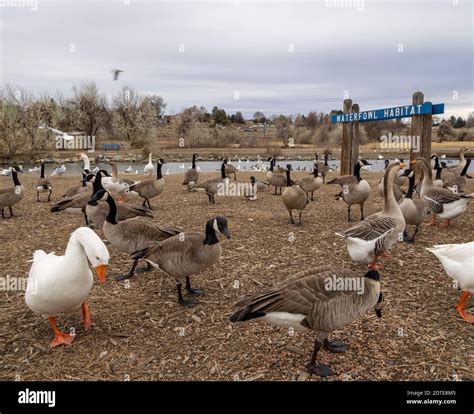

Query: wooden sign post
[340,99,360,176]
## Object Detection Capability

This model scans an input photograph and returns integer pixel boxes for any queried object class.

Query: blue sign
[331,102,444,123]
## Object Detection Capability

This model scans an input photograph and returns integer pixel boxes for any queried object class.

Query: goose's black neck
[220,162,226,179]
[105,194,118,224]
[285,170,292,186]
[354,163,362,182]
[156,163,163,180]
[192,154,197,169]
[435,166,442,181]
[93,172,104,193]
[313,166,319,177]
[460,159,471,177]
[269,158,274,172]
[433,156,439,170]
[364,269,380,281]
[40,163,45,179]
[12,170,21,186]
[204,220,219,245]
[406,173,415,199]
[324,154,328,166]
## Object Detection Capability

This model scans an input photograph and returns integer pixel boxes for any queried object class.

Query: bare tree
[112,86,156,147]
[274,114,292,147]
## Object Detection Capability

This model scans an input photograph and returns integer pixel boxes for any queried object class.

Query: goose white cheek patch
[213,219,219,232]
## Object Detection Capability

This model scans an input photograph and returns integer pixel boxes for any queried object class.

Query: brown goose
[336,161,406,268]
[131,216,231,307]
[443,158,471,193]
[296,165,323,201]
[36,160,52,202]
[0,167,24,218]
[417,157,474,226]
[266,157,287,195]
[399,168,425,243]
[89,189,181,280]
[188,161,228,204]
[378,159,405,201]
[281,165,308,225]
[230,266,383,377]
[327,159,371,222]
[129,158,165,209]
[182,153,199,185]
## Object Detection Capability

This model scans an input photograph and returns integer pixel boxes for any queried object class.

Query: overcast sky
[0,0,472,119]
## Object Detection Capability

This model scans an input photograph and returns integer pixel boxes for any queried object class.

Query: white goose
[144,153,154,175]
[51,165,66,176]
[25,227,109,348]
[80,153,91,173]
[426,242,474,323]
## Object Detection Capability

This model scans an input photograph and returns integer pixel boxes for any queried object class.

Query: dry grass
[0,169,473,381]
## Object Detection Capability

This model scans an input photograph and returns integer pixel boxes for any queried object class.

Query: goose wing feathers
[423,188,462,213]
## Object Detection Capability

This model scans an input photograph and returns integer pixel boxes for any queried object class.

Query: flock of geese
[1,147,472,377]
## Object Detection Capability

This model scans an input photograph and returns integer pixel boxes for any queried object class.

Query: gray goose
[129,158,165,209]
[296,165,323,201]
[336,161,406,268]
[182,153,199,185]
[224,157,237,181]
[327,159,371,222]
[378,160,405,201]
[443,158,471,193]
[399,167,425,243]
[36,160,52,202]
[281,165,308,225]
[131,216,231,307]
[89,189,181,280]
[230,266,383,377]
[188,161,228,204]
[417,157,474,226]
[0,167,24,218]
[314,153,330,183]
[266,157,287,195]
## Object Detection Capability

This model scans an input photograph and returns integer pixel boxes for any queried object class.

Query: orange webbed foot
[82,302,92,331]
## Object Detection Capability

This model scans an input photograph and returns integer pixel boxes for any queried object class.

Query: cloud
[1,0,472,118]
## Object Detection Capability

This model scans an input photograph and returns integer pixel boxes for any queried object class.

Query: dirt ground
[0,167,472,382]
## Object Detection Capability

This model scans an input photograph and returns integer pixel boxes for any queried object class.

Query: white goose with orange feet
[25,227,109,348]
[427,242,474,323]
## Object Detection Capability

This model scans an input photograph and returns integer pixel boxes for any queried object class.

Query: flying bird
[111,69,123,81]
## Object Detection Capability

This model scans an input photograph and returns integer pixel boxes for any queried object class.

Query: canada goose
[25,227,109,347]
[51,170,109,225]
[399,168,425,243]
[336,161,406,268]
[443,159,471,193]
[426,243,474,323]
[417,157,474,226]
[129,158,165,209]
[36,160,52,202]
[131,217,231,307]
[314,153,330,183]
[297,166,323,201]
[51,165,66,176]
[182,153,199,185]
[62,171,94,198]
[89,189,181,280]
[266,157,287,195]
[86,172,153,228]
[144,153,154,175]
[230,266,383,377]
[431,155,455,182]
[188,161,228,204]
[282,165,308,225]
[224,157,237,181]
[327,159,371,222]
[0,167,24,218]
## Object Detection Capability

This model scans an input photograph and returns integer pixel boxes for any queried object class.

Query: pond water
[1,158,472,176]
